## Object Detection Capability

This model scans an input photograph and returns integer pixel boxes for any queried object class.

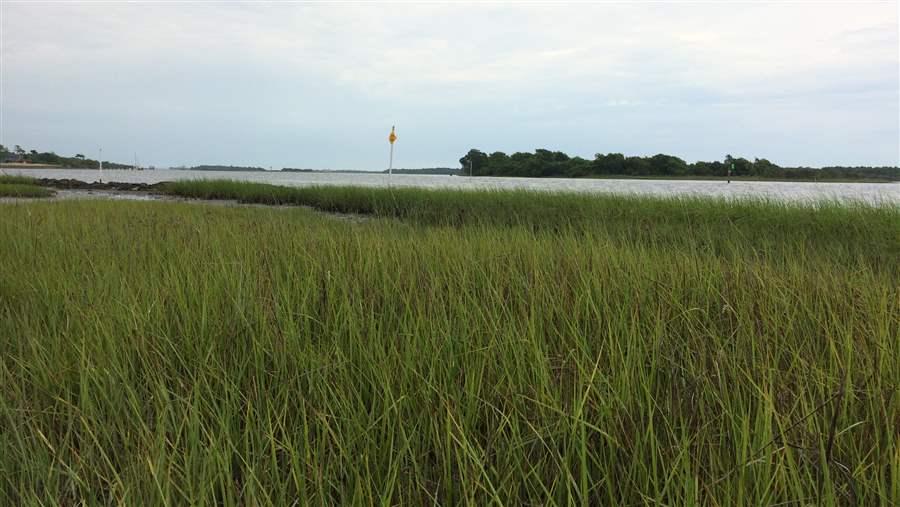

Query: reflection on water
[4,168,898,203]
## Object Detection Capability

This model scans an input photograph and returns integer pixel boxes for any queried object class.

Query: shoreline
[0,179,372,222]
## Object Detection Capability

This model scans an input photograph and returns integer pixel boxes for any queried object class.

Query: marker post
[388,126,397,183]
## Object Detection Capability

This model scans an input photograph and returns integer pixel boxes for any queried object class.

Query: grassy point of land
[2,184,898,505]
[0,175,55,198]
[158,180,899,252]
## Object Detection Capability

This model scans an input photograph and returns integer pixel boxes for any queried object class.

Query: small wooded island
[459,149,900,181]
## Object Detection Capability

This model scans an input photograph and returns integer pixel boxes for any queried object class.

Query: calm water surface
[5,168,898,203]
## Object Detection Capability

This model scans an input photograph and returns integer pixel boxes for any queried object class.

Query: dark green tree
[459,149,489,176]
[593,153,626,175]
[648,154,688,176]
[487,152,512,176]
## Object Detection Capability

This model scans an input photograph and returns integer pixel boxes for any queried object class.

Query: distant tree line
[184,165,266,172]
[459,149,900,181]
[282,168,370,173]
[1,144,131,169]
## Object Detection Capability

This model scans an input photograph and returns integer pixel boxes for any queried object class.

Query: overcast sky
[1,1,898,169]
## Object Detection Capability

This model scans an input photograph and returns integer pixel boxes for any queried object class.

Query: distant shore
[0,163,135,170]
[1,163,64,169]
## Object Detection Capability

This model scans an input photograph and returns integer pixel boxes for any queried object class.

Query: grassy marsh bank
[1,191,898,505]
[158,179,897,229]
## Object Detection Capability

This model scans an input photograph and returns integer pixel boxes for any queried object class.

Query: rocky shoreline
[31,178,168,192]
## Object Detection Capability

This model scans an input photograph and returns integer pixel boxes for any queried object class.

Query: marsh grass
[1,192,898,505]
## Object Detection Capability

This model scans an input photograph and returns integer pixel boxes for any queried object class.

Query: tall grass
[1,195,898,505]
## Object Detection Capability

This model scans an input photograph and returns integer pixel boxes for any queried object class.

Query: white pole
[389,143,394,177]
[99,147,103,183]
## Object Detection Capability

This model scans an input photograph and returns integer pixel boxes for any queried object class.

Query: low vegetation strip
[1,196,898,504]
